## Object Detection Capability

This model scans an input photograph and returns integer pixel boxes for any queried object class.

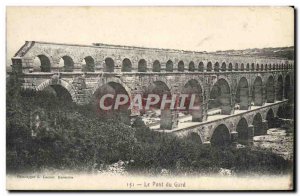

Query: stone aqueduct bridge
[11,41,294,145]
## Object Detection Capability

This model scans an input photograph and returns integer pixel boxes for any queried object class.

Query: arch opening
[104,58,115,72]
[276,75,283,101]
[198,62,204,72]
[266,76,275,103]
[182,79,203,122]
[178,61,185,72]
[252,76,263,106]
[166,60,173,72]
[284,75,291,100]
[188,61,195,72]
[209,79,231,115]
[236,77,249,110]
[236,118,249,145]
[221,62,226,71]
[93,81,131,124]
[207,62,212,72]
[266,109,275,128]
[144,81,173,129]
[228,63,233,71]
[253,113,264,136]
[211,124,231,147]
[82,56,95,72]
[59,56,74,72]
[214,62,220,72]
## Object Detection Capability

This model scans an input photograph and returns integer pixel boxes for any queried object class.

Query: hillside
[209,46,294,60]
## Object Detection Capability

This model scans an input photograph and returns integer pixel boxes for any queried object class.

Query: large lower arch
[211,124,231,147]
[209,78,232,115]
[276,75,283,101]
[266,109,275,128]
[104,58,115,72]
[253,113,264,136]
[252,76,263,106]
[138,59,147,72]
[82,56,95,72]
[93,81,131,124]
[284,74,291,100]
[144,81,173,129]
[266,76,275,103]
[182,79,203,122]
[236,118,249,144]
[166,60,173,72]
[59,56,74,72]
[236,77,249,110]
[153,60,161,72]
[178,61,184,72]
[36,79,77,102]
[188,62,195,72]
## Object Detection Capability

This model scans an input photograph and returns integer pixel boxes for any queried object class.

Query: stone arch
[235,63,239,71]
[276,75,284,101]
[228,63,233,71]
[236,118,249,144]
[221,62,226,71]
[236,77,249,110]
[209,78,231,115]
[252,113,264,136]
[104,57,115,72]
[122,58,132,72]
[211,124,231,147]
[152,60,161,72]
[178,61,185,72]
[266,108,275,128]
[59,55,74,72]
[182,79,204,122]
[166,60,174,72]
[92,77,132,99]
[207,62,212,72]
[138,59,147,72]
[214,62,220,72]
[266,76,275,103]
[246,63,250,71]
[188,61,195,72]
[284,74,291,100]
[241,63,245,71]
[82,56,95,72]
[256,63,260,71]
[92,80,131,124]
[36,78,77,102]
[33,54,51,72]
[260,64,264,71]
[144,80,173,129]
[198,62,204,72]
[252,76,263,106]
[265,64,268,70]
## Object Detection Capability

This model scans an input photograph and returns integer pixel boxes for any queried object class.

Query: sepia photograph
[5,6,295,191]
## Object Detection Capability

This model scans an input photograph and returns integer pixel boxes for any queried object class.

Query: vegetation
[6,75,293,175]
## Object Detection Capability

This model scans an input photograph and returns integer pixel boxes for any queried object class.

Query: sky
[6,6,294,65]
